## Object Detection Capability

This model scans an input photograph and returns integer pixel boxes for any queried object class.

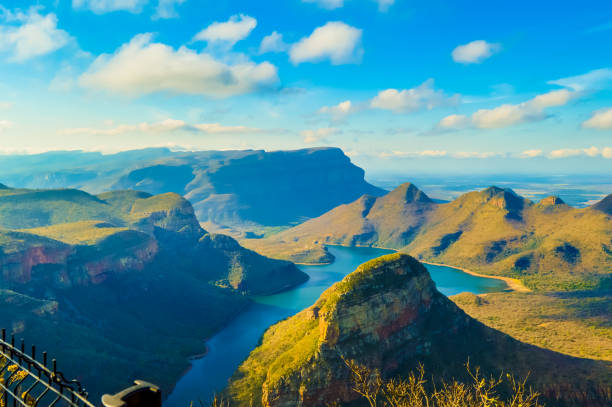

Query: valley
[166,245,512,406]
[0,148,609,406]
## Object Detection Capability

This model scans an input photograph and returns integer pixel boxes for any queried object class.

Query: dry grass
[452,291,612,362]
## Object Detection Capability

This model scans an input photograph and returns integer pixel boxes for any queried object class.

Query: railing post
[101,381,161,407]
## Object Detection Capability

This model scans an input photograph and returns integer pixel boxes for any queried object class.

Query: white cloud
[520,149,543,158]
[60,119,268,136]
[603,147,612,159]
[0,120,11,132]
[259,31,289,54]
[451,40,501,64]
[453,151,499,159]
[583,107,612,129]
[370,79,459,113]
[548,68,612,92]
[318,100,357,122]
[0,8,71,62]
[548,146,601,159]
[72,0,148,14]
[79,33,279,97]
[437,114,470,129]
[152,0,186,19]
[300,127,340,143]
[0,102,12,109]
[472,89,575,128]
[290,21,363,65]
[193,14,256,46]
[437,89,576,130]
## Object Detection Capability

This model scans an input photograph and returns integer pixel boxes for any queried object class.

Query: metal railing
[0,329,161,407]
[0,329,95,407]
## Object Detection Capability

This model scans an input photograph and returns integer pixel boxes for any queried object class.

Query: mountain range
[0,184,306,399]
[0,148,385,228]
[245,183,612,291]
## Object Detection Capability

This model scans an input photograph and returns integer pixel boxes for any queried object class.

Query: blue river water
[165,246,507,406]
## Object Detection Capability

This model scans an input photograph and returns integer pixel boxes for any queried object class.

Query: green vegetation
[20,221,129,245]
[225,254,612,407]
[0,185,308,400]
[249,184,612,292]
[452,291,612,362]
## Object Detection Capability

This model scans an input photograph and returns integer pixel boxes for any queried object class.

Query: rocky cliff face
[227,254,469,406]
[226,254,611,407]
[0,230,158,290]
[0,187,307,295]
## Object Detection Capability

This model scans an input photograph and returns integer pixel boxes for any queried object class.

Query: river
[165,246,508,406]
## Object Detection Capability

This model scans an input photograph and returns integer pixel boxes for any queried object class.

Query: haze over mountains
[0,148,385,228]
[0,184,306,398]
[246,183,612,291]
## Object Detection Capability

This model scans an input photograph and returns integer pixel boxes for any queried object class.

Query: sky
[0,0,611,174]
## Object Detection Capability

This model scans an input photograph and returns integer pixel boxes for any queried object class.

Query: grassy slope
[246,184,612,292]
[452,291,612,362]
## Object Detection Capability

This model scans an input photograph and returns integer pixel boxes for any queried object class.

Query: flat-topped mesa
[592,193,612,215]
[227,254,469,407]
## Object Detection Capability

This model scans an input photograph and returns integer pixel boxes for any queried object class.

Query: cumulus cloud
[290,22,363,65]
[152,0,186,19]
[549,146,602,159]
[79,33,279,97]
[436,89,576,130]
[60,119,268,136]
[370,79,459,113]
[300,127,340,143]
[548,68,612,92]
[603,147,612,159]
[318,100,357,122]
[452,151,500,159]
[451,40,501,64]
[259,31,289,54]
[583,107,612,129]
[193,14,256,46]
[437,114,470,130]
[72,0,148,14]
[520,149,543,158]
[0,8,71,62]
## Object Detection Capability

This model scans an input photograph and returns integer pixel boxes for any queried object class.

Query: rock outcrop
[226,254,612,407]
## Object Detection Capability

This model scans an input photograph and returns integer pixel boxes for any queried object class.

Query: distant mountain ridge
[0,148,385,227]
[0,185,307,399]
[226,254,611,406]
[245,183,612,291]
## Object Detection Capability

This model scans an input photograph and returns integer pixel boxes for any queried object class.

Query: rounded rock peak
[539,196,566,206]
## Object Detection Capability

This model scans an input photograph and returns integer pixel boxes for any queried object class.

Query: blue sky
[0,0,611,173]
